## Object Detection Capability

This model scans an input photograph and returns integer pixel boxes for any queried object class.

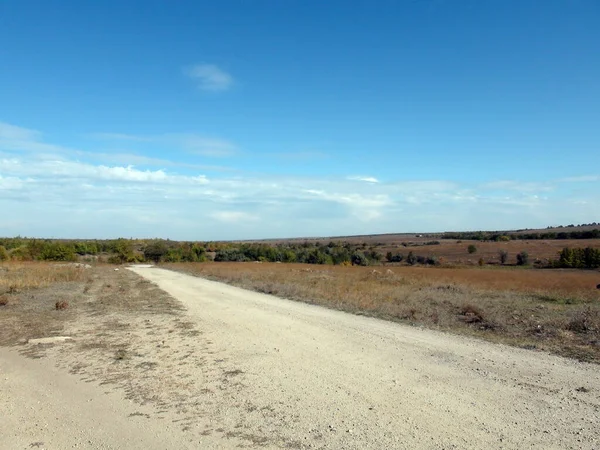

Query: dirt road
[2,266,600,449]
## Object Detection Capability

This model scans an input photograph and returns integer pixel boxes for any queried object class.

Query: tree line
[443,229,600,241]
[551,247,600,269]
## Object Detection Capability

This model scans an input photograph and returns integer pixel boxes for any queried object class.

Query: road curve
[127,266,599,449]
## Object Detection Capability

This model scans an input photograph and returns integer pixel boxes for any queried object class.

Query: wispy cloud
[0,121,70,155]
[87,131,238,158]
[481,180,553,192]
[210,211,258,223]
[557,175,600,183]
[348,175,379,183]
[273,151,330,161]
[170,134,237,157]
[87,133,152,142]
[184,64,234,92]
[2,121,600,240]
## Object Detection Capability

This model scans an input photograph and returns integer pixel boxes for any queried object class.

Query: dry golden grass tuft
[168,262,600,362]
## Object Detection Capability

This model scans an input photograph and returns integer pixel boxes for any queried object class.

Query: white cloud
[348,176,379,183]
[210,211,258,223]
[0,158,208,185]
[2,121,600,240]
[184,64,234,92]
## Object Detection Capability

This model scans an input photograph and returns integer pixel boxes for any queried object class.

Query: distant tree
[498,250,508,265]
[516,251,529,266]
[143,241,168,263]
[467,244,477,254]
[406,251,416,265]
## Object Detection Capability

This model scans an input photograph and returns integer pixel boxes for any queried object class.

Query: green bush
[467,244,477,254]
[0,245,8,261]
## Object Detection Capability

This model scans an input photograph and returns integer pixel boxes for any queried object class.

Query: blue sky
[1,0,598,239]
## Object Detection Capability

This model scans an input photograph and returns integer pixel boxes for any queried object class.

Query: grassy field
[378,238,600,265]
[168,262,600,363]
[0,262,91,296]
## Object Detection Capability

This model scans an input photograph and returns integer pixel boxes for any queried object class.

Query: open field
[379,238,600,265]
[168,262,600,362]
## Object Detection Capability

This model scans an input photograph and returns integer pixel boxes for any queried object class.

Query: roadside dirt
[1,265,600,449]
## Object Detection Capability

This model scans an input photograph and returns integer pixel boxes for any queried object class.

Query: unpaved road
[2,266,600,449]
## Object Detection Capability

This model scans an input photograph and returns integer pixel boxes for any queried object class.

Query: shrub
[566,308,599,333]
[458,304,484,323]
[467,244,477,254]
[55,300,69,310]
[498,250,508,265]
[516,251,529,266]
[426,256,439,266]
[351,252,369,266]
[0,245,8,261]
[0,295,8,306]
[478,257,484,266]
[406,251,416,265]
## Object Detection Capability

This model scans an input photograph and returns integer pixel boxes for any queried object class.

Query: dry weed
[55,300,69,310]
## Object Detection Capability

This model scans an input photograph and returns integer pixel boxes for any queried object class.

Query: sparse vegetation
[169,262,600,362]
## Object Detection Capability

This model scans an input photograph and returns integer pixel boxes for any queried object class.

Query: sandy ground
[1,266,600,449]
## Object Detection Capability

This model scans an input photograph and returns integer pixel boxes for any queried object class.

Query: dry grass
[0,262,92,292]
[168,262,600,362]
[379,238,600,265]
[0,262,93,348]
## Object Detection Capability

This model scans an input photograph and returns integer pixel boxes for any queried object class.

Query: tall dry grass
[0,262,91,292]
[168,262,600,362]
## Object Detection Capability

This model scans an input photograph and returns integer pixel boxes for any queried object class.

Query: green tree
[143,241,168,263]
[467,244,477,254]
